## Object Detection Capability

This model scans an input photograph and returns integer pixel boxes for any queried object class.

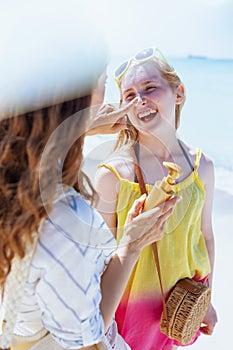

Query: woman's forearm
[100,247,139,329]
[100,195,179,329]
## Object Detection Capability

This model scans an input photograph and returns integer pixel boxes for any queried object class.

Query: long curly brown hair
[0,95,95,287]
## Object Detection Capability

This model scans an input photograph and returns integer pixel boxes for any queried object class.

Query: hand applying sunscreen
[144,162,183,211]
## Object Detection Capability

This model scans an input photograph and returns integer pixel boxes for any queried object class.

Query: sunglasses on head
[113,47,174,87]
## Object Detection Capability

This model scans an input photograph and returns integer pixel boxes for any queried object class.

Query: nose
[136,92,146,105]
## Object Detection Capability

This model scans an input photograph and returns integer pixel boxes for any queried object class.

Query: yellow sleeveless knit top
[100,149,210,288]
[99,149,210,349]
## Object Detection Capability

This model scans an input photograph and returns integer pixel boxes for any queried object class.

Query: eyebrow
[122,88,135,94]
[141,79,161,86]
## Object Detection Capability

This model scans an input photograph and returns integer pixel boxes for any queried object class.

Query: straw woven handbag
[159,277,211,344]
[133,146,212,345]
[152,242,211,344]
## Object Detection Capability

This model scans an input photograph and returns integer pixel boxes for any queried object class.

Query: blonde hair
[115,57,185,151]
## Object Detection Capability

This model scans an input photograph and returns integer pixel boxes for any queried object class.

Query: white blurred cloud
[91,0,233,58]
[1,0,232,59]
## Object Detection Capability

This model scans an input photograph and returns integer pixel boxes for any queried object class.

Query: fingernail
[132,96,139,103]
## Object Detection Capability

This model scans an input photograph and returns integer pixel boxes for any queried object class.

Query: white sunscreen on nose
[136,93,142,104]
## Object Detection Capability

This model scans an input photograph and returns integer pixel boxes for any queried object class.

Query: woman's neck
[138,127,181,160]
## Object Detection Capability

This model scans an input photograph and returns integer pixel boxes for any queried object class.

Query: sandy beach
[186,188,233,349]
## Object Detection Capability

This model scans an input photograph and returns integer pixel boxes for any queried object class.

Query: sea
[83,55,233,197]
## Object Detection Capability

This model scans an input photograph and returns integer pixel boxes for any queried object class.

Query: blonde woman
[95,48,218,350]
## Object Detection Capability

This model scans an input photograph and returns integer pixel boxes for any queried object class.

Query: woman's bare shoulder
[179,140,212,166]
[182,141,214,185]
[199,152,214,186]
[96,150,135,182]
[94,151,135,212]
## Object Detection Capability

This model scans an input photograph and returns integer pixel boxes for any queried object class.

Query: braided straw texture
[28,334,64,350]
[28,333,107,350]
[160,278,211,344]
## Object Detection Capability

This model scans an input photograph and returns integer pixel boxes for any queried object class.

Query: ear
[175,84,185,105]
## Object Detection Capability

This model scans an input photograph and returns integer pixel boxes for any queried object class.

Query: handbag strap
[132,142,147,195]
[133,144,169,332]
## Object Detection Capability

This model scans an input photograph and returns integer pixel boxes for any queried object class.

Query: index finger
[108,97,139,118]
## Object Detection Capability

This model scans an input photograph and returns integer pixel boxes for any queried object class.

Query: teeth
[138,109,157,119]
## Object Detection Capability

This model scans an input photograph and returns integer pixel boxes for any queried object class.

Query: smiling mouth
[137,109,158,122]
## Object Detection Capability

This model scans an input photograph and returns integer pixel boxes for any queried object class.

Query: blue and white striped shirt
[11,188,123,349]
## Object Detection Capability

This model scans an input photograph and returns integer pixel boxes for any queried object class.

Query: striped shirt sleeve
[22,191,116,349]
